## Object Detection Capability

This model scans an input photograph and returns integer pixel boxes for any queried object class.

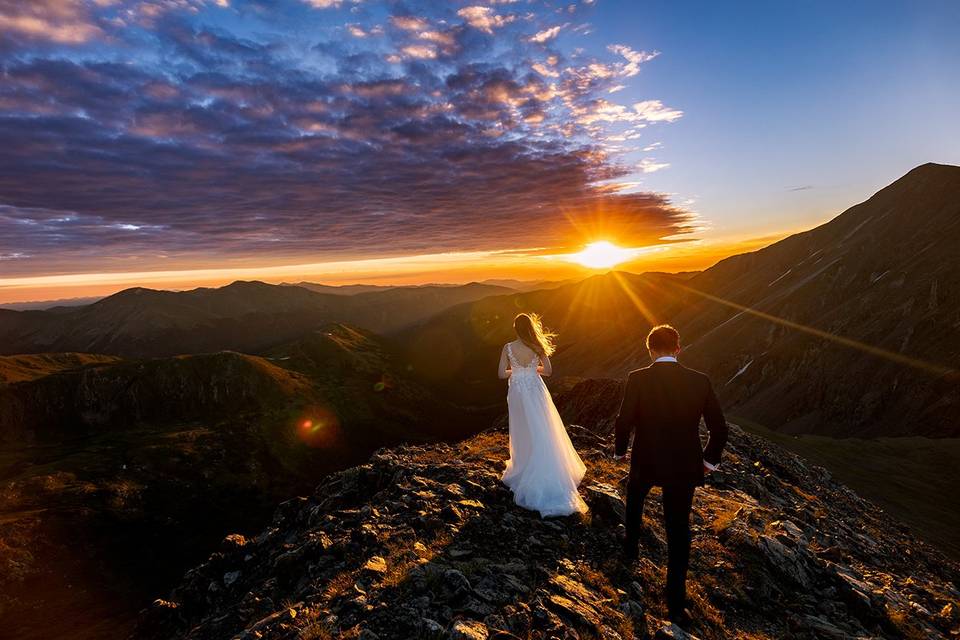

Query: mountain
[479,277,578,291]
[136,421,960,640]
[670,162,960,438]
[0,296,104,311]
[401,164,960,438]
[0,326,478,640]
[284,282,395,295]
[0,350,313,445]
[0,353,121,384]
[0,281,512,358]
[397,271,689,406]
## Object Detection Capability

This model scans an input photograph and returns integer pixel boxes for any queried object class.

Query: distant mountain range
[0,281,512,358]
[0,296,105,311]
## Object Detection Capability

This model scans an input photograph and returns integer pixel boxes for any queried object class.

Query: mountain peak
[884,161,960,192]
[906,161,958,174]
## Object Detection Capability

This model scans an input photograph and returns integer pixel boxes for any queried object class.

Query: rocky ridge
[138,424,960,639]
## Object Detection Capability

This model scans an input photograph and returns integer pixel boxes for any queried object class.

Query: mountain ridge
[672,162,960,437]
[136,421,960,640]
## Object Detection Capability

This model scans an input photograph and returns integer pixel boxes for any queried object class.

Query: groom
[613,324,727,625]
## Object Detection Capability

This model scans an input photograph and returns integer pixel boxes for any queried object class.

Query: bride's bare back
[498,339,553,379]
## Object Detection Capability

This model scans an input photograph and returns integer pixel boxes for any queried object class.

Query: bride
[498,313,588,517]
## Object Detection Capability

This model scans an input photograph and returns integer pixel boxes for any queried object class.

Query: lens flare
[295,405,340,448]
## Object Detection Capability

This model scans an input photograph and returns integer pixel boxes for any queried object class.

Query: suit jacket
[614,360,728,487]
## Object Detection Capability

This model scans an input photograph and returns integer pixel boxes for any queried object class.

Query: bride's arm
[498,345,511,379]
[538,354,553,377]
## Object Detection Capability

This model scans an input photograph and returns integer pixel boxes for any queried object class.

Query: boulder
[584,482,626,523]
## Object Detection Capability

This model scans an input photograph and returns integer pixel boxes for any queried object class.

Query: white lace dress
[501,343,588,517]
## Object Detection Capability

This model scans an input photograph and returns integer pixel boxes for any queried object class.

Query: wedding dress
[501,343,588,517]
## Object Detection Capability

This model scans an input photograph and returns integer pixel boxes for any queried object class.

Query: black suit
[613,359,728,616]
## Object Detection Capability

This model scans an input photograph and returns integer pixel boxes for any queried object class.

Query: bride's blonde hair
[513,313,557,357]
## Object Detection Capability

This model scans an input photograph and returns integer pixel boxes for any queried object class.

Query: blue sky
[582,0,960,239]
[0,0,957,298]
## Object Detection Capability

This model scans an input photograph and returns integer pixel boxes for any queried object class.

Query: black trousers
[625,476,696,614]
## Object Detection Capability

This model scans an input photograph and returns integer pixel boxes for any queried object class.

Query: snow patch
[768,269,792,287]
[726,359,753,386]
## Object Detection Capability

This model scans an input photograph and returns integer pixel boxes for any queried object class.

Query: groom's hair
[646,324,680,352]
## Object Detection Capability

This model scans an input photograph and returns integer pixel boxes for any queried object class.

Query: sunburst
[567,241,637,269]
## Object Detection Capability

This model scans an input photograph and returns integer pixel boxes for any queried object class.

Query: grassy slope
[732,416,960,559]
[0,353,121,384]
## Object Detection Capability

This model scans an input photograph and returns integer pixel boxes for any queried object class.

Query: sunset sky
[1,0,958,304]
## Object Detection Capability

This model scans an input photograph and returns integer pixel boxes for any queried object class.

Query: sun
[567,241,637,269]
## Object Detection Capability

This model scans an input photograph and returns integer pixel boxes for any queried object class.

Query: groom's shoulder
[627,365,653,378]
[678,363,715,385]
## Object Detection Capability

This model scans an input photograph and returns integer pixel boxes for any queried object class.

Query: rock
[221,533,247,551]
[939,601,959,622]
[435,568,472,602]
[223,570,241,587]
[799,615,851,639]
[620,599,648,638]
[770,519,807,546]
[442,504,464,521]
[450,619,489,640]
[653,622,701,639]
[545,593,602,631]
[756,533,815,588]
[584,483,626,523]
[363,556,388,574]
[421,618,444,635]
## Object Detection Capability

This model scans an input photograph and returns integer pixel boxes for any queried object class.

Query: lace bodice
[507,342,540,370]
[507,342,542,391]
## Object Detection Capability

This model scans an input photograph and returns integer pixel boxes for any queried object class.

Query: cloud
[390,15,430,31]
[457,6,515,34]
[0,0,692,277]
[400,44,437,59]
[303,0,352,8]
[530,24,564,44]
[0,0,103,44]
[607,44,659,77]
[347,24,368,37]
[633,100,683,122]
[638,158,670,173]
